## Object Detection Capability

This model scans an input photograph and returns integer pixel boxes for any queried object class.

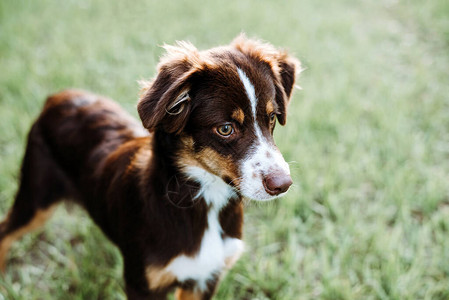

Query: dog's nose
[263,172,292,196]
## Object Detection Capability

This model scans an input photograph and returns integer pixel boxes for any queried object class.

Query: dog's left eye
[269,112,276,125]
[216,124,234,137]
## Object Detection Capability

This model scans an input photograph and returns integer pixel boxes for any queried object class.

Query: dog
[0,35,299,299]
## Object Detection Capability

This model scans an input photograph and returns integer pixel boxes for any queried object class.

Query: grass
[1,0,449,299]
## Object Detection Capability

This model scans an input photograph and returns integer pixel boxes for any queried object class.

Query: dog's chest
[164,166,244,290]
[165,209,244,290]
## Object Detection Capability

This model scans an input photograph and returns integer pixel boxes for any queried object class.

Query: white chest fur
[165,166,244,291]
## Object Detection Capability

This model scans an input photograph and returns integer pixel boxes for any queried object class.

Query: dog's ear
[138,42,204,134]
[232,34,301,125]
[274,54,300,125]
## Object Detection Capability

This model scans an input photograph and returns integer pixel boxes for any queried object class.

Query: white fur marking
[184,166,234,208]
[237,69,291,201]
[240,139,291,201]
[166,166,244,291]
[237,68,258,121]
[237,68,266,143]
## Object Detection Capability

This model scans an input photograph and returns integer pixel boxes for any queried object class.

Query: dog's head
[138,35,300,201]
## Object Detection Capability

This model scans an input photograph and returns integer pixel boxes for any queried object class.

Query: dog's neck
[150,130,239,209]
[183,165,237,210]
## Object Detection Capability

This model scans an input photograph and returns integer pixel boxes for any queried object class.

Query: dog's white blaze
[237,69,290,201]
[237,68,257,121]
[166,166,244,291]
[237,68,265,140]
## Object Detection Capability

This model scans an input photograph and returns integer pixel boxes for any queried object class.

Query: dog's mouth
[228,169,292,201]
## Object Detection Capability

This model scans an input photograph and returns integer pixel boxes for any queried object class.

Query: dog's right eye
[216,124,234,137]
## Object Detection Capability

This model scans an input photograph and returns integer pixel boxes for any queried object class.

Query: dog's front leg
[124,258,169,300]
[175,278,219,300]
[174,288,216,300]
[125,284,168,300]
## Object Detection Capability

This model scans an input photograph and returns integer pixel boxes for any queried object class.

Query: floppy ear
[274,54,300,125]
[232,34,301,125]
[138,69,195,134]
[138,41,204,134]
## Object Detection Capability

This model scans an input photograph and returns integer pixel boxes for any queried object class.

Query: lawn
[1,0,449,299]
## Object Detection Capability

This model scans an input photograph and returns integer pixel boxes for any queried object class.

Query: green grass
[1,0,449,299]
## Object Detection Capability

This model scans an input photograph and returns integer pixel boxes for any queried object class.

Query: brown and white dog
[0,35,299,299]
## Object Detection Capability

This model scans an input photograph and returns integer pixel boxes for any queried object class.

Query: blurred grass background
[1,0,449,299]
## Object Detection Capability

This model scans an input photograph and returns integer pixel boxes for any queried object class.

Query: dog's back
[39,89,148,177]
[0,90,149,264]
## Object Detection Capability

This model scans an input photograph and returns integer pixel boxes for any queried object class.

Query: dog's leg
[0,123,72,271]
[0,204,57,271]
[124,256,171,300]
[175,288,216,300]
[125,285,169,300]
[175,279,219,300]
[175,288,202,300]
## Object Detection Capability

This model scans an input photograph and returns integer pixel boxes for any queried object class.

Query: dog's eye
[216,124,234,137]
[269,112,276,125]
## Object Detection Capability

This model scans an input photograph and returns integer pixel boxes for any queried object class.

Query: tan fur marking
[145,266,176,290]
[129,140,153,172]
[231,108,245,124]
[0,204,57,271]
[175,136,200,168]
[225,252,242,269]
[266,101,274,115]
[196,148,239,182]
[175,288,202,300]
[176,137,241,186]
